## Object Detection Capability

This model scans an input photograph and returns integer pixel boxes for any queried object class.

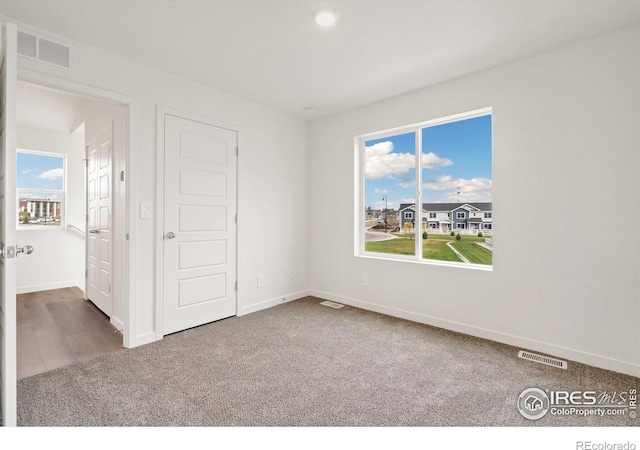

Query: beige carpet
[17,297,639,426]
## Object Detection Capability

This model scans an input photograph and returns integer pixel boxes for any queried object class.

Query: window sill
[356,252,493,272]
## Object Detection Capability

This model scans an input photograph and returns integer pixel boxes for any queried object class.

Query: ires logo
[517,388,638,420]
[550,391,597,405]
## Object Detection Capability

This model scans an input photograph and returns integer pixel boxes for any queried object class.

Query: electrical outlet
[362,273,370,286]
[257,274,264,287]
[289,270,295,280]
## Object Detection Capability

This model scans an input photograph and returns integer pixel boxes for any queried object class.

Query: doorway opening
[15,80,128,378]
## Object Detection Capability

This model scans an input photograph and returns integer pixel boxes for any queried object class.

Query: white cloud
[422,152,453,170]
[18,192,61,201]
[373,188,388,194]
[365,142,452,180]
[423,175,492,202]
[36,168,63,180]
[371,200,399,211]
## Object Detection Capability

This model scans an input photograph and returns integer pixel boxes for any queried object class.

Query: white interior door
[86,126,112,317]
[163,114,237,335]
[0,22,18,427]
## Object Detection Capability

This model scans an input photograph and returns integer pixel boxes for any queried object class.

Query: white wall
[7,15,310,347]
[308,26,640,377]
[16,125,85,293]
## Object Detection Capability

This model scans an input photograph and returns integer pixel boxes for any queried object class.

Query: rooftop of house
[399,202,492,213]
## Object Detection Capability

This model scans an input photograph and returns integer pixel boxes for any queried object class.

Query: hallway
[17,287,123,379]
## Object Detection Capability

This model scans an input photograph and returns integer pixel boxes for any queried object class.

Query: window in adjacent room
[17,150,65,228]
[358,108,492,269]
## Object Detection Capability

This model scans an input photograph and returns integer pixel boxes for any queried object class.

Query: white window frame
[355,107,492,270]
[456,212,465,219]
[404,211,413,220]
[484,212,492,218]
[429,212,436,218]
[16,149,66,230]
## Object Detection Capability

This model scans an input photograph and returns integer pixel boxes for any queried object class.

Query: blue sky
[364,114,492,211]
[17,151,64,200]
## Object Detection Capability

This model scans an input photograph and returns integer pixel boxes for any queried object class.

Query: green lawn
[450,241,493,265]
[365,233,492,265]
[423,239,461,262]
[365,237,416,256]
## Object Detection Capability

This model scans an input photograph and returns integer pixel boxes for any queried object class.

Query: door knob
[89,228,100,234]
[166,232,176,239]
[16,245,34,255]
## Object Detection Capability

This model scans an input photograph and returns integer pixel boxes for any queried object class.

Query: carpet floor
[17,297,639,426]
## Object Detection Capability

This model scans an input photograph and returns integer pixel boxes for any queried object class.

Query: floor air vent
[320,301,344,309]
[518,350,567,369]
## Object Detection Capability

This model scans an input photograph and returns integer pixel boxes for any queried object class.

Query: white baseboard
[309,289,640,378]
[17,281,79,294]
[238,290,311,316]
[127,331,156,349]
[110,315,124,332]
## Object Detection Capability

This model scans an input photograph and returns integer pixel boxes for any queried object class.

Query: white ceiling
[2,0,640,120]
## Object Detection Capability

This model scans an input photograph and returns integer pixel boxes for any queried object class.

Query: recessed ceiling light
[303,107,318,114]
[314,8,338,27]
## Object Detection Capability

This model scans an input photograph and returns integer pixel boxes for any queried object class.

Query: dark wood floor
[17,287,124,380]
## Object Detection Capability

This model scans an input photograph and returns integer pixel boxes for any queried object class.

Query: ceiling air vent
[17,30,37,59]
[37,37,71,68]
[2,24,74,70]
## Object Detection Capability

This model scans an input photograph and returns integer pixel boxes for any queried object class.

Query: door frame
[18,68,135,347]
[155,106,240,339]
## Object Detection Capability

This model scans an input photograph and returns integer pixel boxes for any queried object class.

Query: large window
[358,109,492,268]
[17,150,65,228]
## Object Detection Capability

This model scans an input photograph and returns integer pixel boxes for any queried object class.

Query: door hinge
[234,281,238,291]
[236,146,239,156]
[85,269,88,278]
[235,214,238,224]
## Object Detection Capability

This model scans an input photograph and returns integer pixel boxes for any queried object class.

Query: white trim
[355,253,492,272]
[133,331,156,347]
[238,290,311,316]
[358,107,492,141]
[356,108,492,268]
[110,315,124,333]
[309,289,640,378]
[16,281,79,295]
[155,105,241,340]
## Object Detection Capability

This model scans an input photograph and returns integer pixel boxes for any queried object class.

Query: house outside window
[359,108,492,268]
[484,212,492,218]
[17,150,65,228]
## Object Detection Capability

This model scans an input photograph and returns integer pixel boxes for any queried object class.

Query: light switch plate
[140,203,152,220]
